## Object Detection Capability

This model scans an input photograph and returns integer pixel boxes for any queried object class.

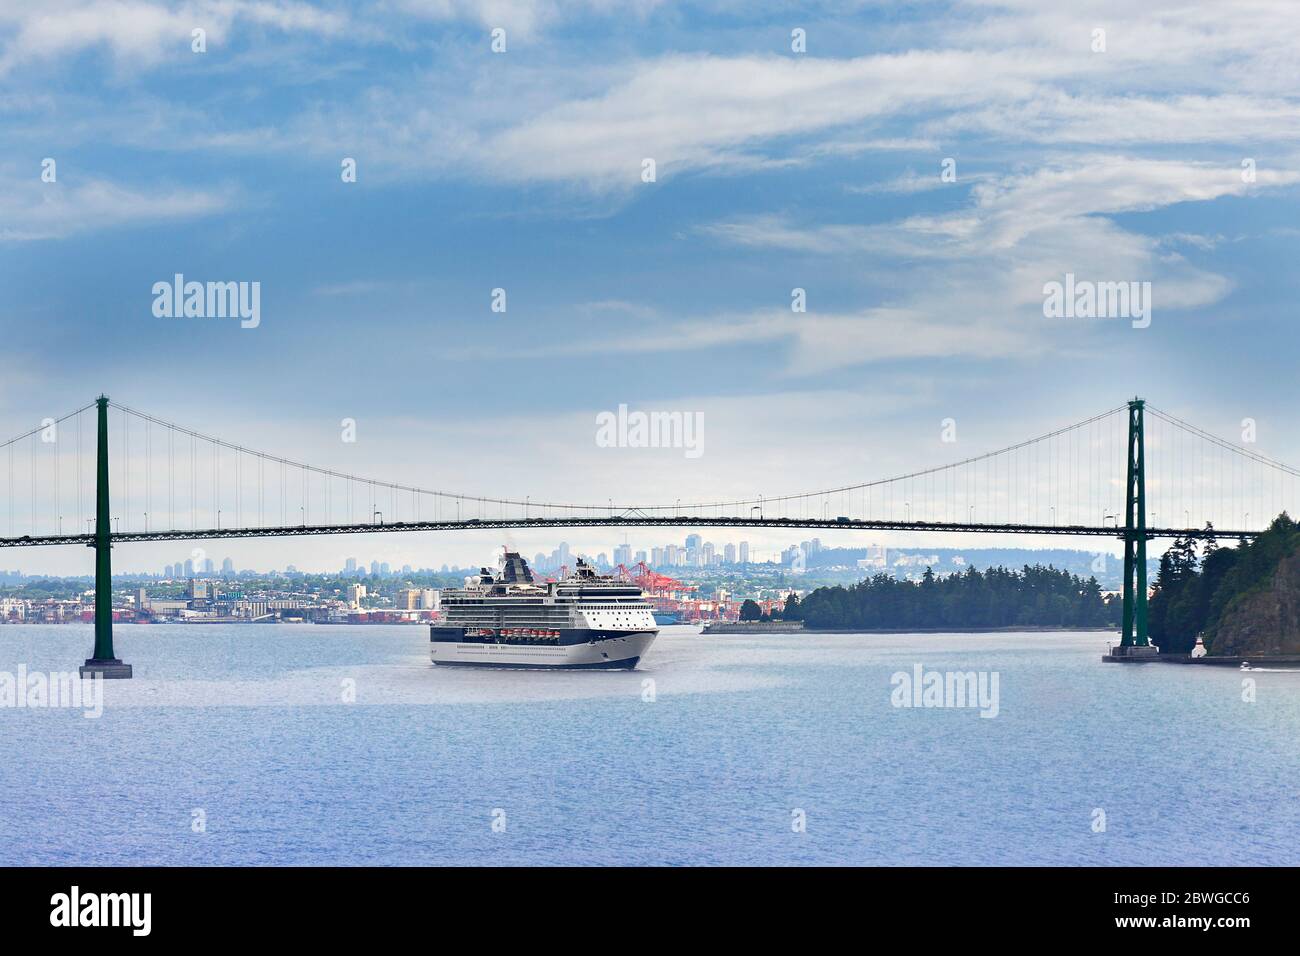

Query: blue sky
[3,0,1300,572]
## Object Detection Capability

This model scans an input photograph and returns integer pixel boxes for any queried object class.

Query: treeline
[1150,514,1298,653]
[778,565,1121,630]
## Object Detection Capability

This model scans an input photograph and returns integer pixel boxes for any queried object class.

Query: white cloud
[245,0,1300,188]
[471,50,1054,187]
[847,170,978,196]
[933,93,1300,147]
[10,2,1300,198]
[0,1,350,73]
[665,155,1299,371]
[707,155,1300,261]
[393,0,662,38]
[0,168,233,240]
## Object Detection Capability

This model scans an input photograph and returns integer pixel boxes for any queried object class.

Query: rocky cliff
[1211,550,1300,656]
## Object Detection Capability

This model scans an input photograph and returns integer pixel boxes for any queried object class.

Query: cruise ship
[430,552,658,669]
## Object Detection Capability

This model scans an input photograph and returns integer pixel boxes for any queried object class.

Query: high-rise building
[862,544,887,567]
[370,560,381,576]
[739,541,750,564]
[222,557,234,574]
[724,543,737,564]
[613,544,632,566]
[685,533,702,551]
[345,557,357,573]
[651,547,665,567]
[702,542,716,565]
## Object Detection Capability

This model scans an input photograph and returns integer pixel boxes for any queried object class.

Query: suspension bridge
[3,396,1299,675]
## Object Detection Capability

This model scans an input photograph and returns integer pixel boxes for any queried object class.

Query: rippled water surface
[1,624,1296,865]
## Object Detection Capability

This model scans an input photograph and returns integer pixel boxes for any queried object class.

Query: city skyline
[2,536,1125,582]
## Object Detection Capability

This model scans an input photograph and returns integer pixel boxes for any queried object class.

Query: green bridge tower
[80,395,132,679]
[1113,397,1157,658]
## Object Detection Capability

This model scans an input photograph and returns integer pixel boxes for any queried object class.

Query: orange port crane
[615,562,697,596]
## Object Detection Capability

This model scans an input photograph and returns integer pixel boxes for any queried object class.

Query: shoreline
[1106,652,1300,666]
[702,624,1119,635]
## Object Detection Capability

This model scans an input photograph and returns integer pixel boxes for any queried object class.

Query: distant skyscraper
[370,560,380,576]
[651,547,664,567]
[739,541,750,564]
[345,557,357,573]
[222,557,234,574]
[724,543,737,564]
[685,533,702,551]
[184,558,194,576]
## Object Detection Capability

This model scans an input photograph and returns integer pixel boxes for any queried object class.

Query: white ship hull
[430,631,657,669]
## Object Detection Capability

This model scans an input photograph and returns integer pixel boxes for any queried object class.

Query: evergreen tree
[796,563,1127,631]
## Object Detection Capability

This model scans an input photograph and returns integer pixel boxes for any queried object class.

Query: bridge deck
[0,516,1253,548]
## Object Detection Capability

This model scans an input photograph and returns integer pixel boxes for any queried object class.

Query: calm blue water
[1,623,1296,866]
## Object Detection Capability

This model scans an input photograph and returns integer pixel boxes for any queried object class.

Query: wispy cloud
[664,155,1300,372]
[391,0,664,38]
[0,168,234,240]
[705,156,1300,260]
[0,1,351,73]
